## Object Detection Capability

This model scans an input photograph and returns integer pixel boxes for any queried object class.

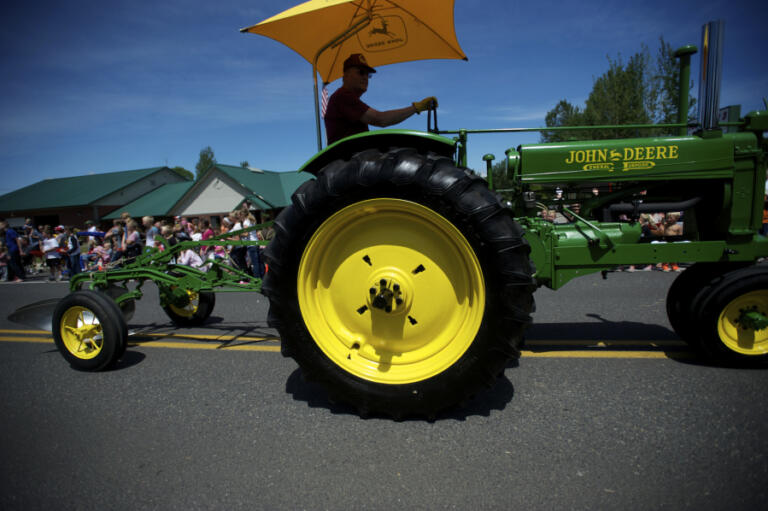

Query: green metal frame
[69,223,272,310]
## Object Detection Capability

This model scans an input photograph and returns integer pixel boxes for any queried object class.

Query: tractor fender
[298,129,457,176]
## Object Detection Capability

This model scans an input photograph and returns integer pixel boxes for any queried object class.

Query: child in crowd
[41,228,63,281]
[0,241,8,281]
[87,240,112,270]
[177,245,205,268]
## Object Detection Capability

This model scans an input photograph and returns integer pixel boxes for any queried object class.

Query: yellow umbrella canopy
[241,0,467,84]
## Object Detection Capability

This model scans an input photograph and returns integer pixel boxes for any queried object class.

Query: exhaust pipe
[698,20,725,131]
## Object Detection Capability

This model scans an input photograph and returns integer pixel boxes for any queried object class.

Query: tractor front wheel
[262,148,535,418]
[691,265,768,365]
[666,263,736,347]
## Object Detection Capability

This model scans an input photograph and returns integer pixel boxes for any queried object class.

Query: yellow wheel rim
[298,198,485,384]
[717,290,768,355]
[59,306,104,360]
[169,290,199,318]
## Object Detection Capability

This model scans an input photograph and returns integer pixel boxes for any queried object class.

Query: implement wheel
[161,289,215,327]
[100,284,136,323]
[52,290,127,371]
[691,265,768,365]
[262,148,535,418]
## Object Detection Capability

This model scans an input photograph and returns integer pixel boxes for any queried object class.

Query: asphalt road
[1,270,767,510]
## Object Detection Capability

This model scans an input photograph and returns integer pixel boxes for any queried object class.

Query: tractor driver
[324,53,437,145]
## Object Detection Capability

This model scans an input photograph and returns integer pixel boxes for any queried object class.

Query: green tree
[240,161,249,168]
[195,146,216,180]
[541,99,586,143]
[582,51,650,139]
[541,37,696,142]
[171,166,193,180]
[488,159,518,203]
[647,37,697,126]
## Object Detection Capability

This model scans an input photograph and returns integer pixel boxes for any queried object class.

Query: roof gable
[102,181,195,219]
[213,164,312,209]
[0,167,170,211]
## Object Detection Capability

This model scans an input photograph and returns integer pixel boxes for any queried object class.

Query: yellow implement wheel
[161,288,215,326]
[59,306,105,360]
[262,148,535,418]
[716,290,768,356]
[170,290,201,318]
[298,198,485,384]
[52,290,127,371]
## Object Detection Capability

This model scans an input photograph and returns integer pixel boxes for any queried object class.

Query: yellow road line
[0,330,692,358]
[521,350,692,359]
[137,332,275,342]
[128,341,281,352]
[525,339,686,347]
[0,336,54,343]
[0,336,280,352]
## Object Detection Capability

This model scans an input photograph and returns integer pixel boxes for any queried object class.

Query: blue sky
[1,0,766,195]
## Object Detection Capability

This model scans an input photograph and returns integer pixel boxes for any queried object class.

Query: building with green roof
[0,167,189,229]
[0,163,312,230]
[102,181,195,220]
[166,164,313,227]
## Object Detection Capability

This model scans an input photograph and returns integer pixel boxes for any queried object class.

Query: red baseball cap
[343,53,376,74]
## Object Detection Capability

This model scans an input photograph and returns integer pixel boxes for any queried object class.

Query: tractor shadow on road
[521,313,698,360]
[528,313,677,341]
[285,364,517,422]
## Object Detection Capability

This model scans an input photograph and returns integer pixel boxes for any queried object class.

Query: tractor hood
[518,134,743,183]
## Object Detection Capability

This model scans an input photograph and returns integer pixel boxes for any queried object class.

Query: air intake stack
[698,20,725,132]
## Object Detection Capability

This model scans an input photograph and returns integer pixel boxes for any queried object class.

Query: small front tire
[666,263,735,346]
[692,265,768,365]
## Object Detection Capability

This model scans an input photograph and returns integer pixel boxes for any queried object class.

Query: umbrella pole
[310,16,373,151]
[313,68,323,151]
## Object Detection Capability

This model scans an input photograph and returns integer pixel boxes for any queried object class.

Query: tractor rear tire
[262,148,535,418]
[52,290,128,371]
[689,265,768,365]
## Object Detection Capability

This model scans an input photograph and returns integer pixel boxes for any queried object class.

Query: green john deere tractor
[257,21,768,418]
[37,15,767,419]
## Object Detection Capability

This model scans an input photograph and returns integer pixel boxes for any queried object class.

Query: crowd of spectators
[0,205,274,282]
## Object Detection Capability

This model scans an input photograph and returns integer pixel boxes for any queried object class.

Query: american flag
[321,84,329,118]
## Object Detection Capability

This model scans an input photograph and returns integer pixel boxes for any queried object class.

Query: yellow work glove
[412,96,438,114]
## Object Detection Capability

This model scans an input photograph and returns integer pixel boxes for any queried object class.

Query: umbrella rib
[383,0,467,59]
[320,0,374,82]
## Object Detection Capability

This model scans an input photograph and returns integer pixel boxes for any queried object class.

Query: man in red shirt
[324,53,437,145]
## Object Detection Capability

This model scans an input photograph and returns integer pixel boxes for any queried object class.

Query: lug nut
[380,278,387,286]
[396,298,403,305]
[393,283,400,291]
[369,287,376,294]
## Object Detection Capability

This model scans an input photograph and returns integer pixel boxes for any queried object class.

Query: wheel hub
[735,306,768,331]
[368,277,406,314]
